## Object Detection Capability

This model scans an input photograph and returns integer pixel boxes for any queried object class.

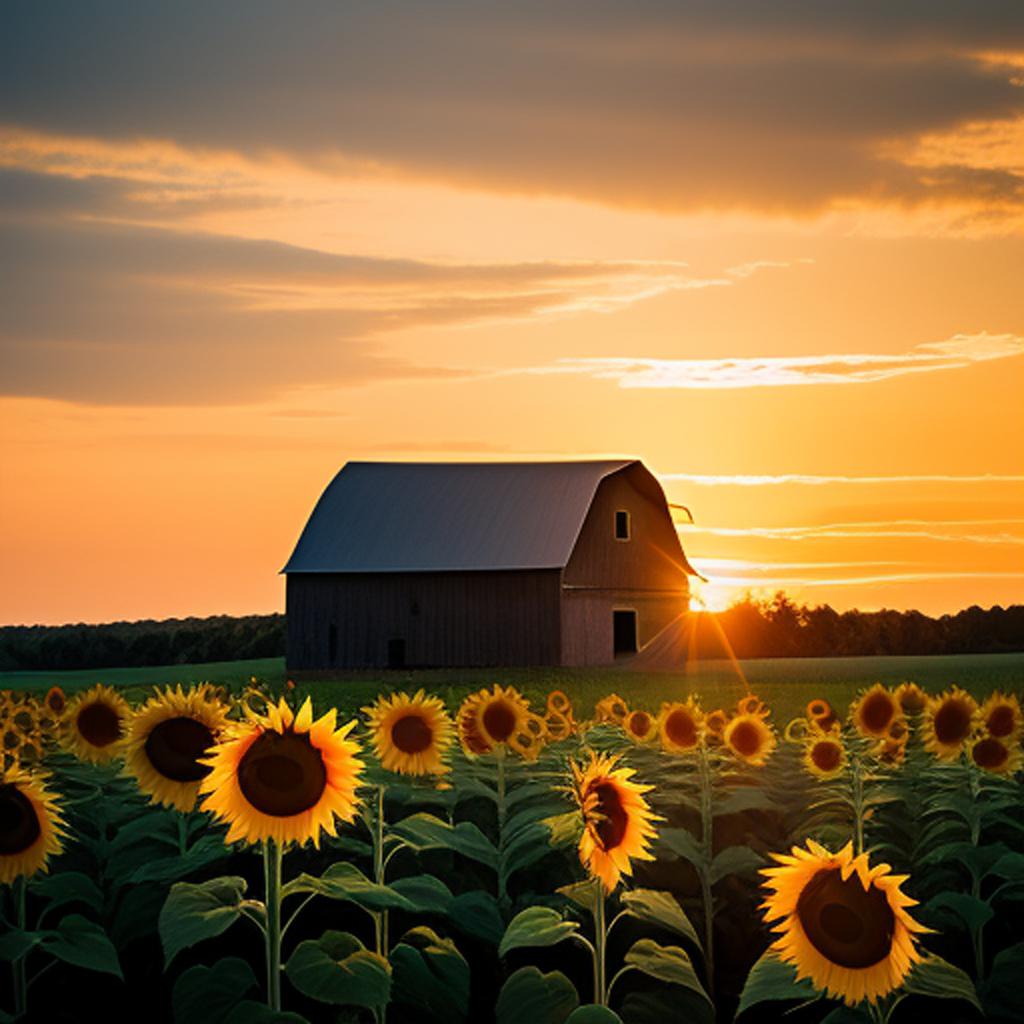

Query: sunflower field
[2,678,1023,1023]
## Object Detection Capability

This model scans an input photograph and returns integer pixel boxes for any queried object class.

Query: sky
[2,1,1023,625]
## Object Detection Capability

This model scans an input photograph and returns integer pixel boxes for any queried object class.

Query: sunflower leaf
[715,786,776,816]
[0,929,43,961]
[735,950,819,1018]
[29,871,104,916]
[222,1003,309,1024]
[159,876,249,970]
[709,846,764,885]
[282,862,416,912]
[388,874,454,916]
[620,889,703,955]
[499,907,580,957]
[171,956,258,1024]
[543,811,585,849]
[390,812,499,870]
[623,939,712,1005]
[886,953,982,1018]
[389,926,470,1022]
[42,913,123,979]
[495,966,579,1024]
[658,827,706,872]
[565,1007,623,1023]
[285,930,391,1008]
[922,892,994,933]
[447,891,506,946]
[131,834,231,885]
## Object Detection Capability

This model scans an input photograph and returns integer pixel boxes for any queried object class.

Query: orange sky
[2,5,1023,624]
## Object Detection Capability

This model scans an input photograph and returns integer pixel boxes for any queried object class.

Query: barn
[282,460,699,670]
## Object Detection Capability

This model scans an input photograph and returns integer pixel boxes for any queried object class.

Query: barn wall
[286,569,561,669]
[560,590,689,665]
[560,464,690,664]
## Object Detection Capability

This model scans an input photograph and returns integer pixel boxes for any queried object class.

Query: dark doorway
[387,637,406,668]
[613,610,637,656]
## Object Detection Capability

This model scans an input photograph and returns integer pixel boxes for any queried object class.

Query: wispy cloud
[681,520,1024,546]
[526,333,1024,389]
[700,571,1024,588]
[660,472,1024,486]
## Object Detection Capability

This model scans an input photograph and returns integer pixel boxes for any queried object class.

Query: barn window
[613,610,637,656]
[614,509,631,540]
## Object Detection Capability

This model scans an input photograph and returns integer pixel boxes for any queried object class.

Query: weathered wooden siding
[560,464,690,665]
[287,569,561,670]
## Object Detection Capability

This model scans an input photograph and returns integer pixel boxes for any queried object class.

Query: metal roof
[283,459,658,573]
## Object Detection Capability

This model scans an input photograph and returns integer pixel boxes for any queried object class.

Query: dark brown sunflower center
[811,741,842,771]
[77,702,122,747]
[809,702,827,717]
[934,700,972,744]
[391,713,433,754]
[591,781,628,852]
[899,689,925,712]
[971,738,1008,770]
[986,706,1015,738]
[626,712,649,737]
[482,700,517,742]
[238,729,327,816]
[2,729,19,751]
[797,867,895,969]
[730,720,762,756]
[144,716,215,782]
[46,690,66,713]
[665,709,696,747]
[861,694,895,733]
[0,784,41,855]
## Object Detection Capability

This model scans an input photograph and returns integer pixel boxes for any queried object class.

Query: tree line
[0,614,286,672]
[693,595,1024,660]
[1,599,1022,672]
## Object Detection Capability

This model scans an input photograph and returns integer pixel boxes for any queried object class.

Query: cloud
[525,333,1024,389]
[2,3,1023,217]
[683,523,1024,546]
[0,214,718,404]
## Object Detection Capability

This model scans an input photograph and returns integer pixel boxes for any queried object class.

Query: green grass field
[3,651,1021,722]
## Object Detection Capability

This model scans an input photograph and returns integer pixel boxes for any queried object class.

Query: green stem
[177,814,188,857]
[263,839,283,1011]
[968,770,985,981]
[13,876,27,1018]
[373,784,389,955]
[496,746,507,903]
[851,754,865,856]
[698,746,715,1000]
[594,879,607,1006]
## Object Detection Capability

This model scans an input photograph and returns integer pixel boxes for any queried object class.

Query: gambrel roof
[283,460,697,574]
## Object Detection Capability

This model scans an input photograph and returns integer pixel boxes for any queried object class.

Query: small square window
[614,509,630,540]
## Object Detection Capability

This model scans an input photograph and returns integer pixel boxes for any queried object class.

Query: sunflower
[967,734,1022,775]
[622,709,658,745]
[570,751,660,892]
[594,693,630,725]
[456,685,533,757]
[894,682,927,714]
[806,699,837,730]
[508,718,548,762]
[544,709,574,742]
[804,734,847,780]
[922,686,978,761]
[362,690,453,776]
[546,690,574,719]
[658,699,704,754]
[0,767,65,884]
[737,695,769,718]
[123,685,230,811]
[62,684,131,764]
[877,738,907,767]
[850,684,901,740]
[760,839,927,1006]
[979,692,1021,742]
[199,697,364,847]
[43,687,67,716]
[724,711,776,766]
[704,709,728,741]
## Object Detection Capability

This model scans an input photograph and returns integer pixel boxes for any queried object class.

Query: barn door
[387,637,406,669]
[613,610,637,656]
